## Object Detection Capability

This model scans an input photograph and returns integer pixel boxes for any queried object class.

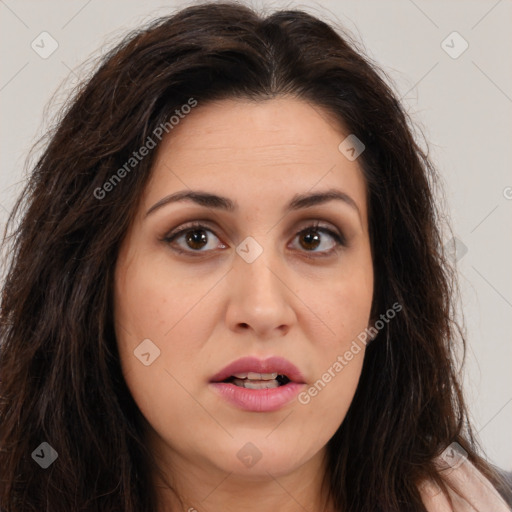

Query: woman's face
[114,97,373,487]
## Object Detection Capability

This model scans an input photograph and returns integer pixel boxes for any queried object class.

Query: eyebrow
[145,188,361,219]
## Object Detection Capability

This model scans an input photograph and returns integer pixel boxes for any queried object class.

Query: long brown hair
[1,2,509,510]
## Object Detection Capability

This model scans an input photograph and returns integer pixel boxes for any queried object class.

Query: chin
[211,438,318,479]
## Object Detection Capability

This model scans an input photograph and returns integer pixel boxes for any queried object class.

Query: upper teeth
[232,372,279,380]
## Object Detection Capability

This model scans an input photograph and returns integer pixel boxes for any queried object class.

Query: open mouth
[210,358,305,411]
[222,372,291,389]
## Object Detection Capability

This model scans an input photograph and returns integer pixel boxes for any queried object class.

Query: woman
[1,2,510,511]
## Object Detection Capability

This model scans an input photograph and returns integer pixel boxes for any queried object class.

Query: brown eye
[184,229,209,250]
[163,221,344,257]
[299,230,322,251]
[291,225,344,255]
[164,222,226,255]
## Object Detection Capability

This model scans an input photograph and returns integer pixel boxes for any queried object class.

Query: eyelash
[162,221,346,258]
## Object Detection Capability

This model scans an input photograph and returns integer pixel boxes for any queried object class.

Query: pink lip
[209,356,306,412]
[209,356,306,384]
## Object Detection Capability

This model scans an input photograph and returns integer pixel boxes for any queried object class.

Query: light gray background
[1,0,511,470]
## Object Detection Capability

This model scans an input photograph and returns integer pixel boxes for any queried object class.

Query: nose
[225,245,296,339]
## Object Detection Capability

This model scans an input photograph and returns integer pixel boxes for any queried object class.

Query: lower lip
[210,382,305,412]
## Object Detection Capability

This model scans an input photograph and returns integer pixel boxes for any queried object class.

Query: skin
[114,96,374,512]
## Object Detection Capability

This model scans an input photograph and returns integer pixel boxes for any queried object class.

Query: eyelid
[163,220,226,244]
[295,219,346,244]
[162,220,226,256]
[162,219,346,256]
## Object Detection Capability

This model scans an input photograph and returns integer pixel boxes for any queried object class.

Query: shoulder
[418,454,512,512]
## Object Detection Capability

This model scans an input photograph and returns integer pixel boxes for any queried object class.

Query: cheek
[333,276,373,341]
[113,258,219,446]
[297,291,368,431]
[306,257,373,350]
[113,251,221,404]
[336,247,373,335]
[114,248,217,348]
[114,255,178,341]
[304,354,365,424]
[296,256,372,419]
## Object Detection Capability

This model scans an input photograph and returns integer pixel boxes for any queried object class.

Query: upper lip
[210,356,306,383]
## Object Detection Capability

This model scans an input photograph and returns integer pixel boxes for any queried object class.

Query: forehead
[157,96,349,162]
[143,97,367,221]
